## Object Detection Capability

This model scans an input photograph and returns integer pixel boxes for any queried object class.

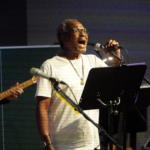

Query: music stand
[79,64,147,111]
[79,64,147,150]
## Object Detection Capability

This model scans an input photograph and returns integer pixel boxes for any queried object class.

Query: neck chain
[68,56,85,85]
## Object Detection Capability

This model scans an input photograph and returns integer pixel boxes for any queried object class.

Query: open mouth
[78,40,86,45]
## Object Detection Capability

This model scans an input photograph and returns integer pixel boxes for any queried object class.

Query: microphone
[88,42,122,51]
[30,67,66,84]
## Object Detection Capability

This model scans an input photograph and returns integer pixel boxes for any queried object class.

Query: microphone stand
[52,82,123,150]
[110,51,126,66]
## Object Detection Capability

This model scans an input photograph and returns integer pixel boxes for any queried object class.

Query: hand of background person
[6,82,24,100]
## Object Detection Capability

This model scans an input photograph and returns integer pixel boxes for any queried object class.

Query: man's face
[62,21,88,55]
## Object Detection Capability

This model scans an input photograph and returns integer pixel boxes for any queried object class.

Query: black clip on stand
[52,82,123,150]
[97,97,121,150]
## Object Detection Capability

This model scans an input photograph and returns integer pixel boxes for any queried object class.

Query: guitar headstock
[31,76,37,83]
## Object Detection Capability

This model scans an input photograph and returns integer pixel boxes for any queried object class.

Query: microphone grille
[30,67,39,76]
[94,43,101,51]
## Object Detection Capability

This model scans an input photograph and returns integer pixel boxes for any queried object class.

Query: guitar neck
[0,78,36,100]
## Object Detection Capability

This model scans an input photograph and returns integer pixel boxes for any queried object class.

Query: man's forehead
[66,21,84,29]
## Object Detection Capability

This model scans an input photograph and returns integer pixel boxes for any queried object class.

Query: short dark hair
[57,19,79,49]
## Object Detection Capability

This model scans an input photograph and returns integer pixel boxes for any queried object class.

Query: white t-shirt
[35,54,107,150]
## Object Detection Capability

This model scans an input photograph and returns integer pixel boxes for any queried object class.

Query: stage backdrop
[27,0,150,79]
[0,46,59,150]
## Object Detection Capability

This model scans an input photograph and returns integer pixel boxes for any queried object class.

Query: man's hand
[101,39,120,57]
[102,39,121,66]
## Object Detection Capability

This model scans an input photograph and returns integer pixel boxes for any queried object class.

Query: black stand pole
[108,101,114,150]
[52,83,123,150]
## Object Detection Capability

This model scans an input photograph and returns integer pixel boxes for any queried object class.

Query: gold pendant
[80,78,84,85]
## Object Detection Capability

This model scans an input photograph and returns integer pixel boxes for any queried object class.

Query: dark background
[0,0,150,149]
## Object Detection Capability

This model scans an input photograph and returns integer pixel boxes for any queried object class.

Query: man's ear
[60,35,68,43]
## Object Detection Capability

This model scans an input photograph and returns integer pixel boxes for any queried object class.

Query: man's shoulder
[41,56,68,68]
[83,54,95,56]
[42,56,57,64]
[82,54,98,60]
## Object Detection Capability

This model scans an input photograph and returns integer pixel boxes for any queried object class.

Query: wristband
[42,141,51,148]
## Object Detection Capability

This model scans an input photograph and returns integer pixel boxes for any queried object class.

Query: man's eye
[74,29,78,32]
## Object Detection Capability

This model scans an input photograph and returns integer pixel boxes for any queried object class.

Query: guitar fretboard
[0,78,36,100]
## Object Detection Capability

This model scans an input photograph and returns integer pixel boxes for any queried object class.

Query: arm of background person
[0,82,24,105]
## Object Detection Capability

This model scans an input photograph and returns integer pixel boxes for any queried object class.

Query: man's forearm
[112,51,121,66]
[36,107,51,141]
